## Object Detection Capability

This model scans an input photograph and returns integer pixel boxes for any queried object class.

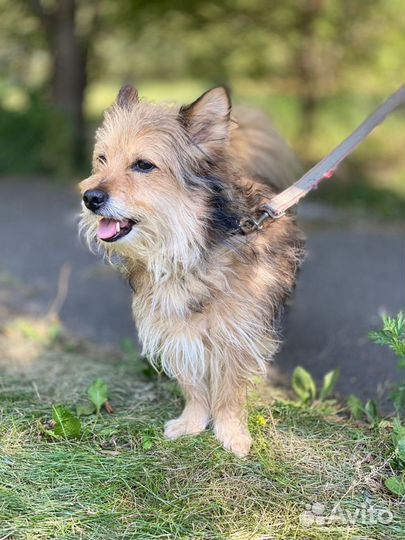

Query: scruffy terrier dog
[79,85,305,457]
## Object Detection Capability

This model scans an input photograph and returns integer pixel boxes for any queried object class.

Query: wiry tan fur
[79,85,305,457]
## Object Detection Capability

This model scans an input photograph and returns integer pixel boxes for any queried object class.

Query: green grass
[0,322,404,539]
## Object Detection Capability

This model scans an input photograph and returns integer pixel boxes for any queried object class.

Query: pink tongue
[98,218,119,240]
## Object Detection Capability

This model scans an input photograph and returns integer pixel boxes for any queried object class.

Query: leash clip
[238,209,275,235]
[238,205,286,235]
[263,205,286,220]
[239,212,268,234]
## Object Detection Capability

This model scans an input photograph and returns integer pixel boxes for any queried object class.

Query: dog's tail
[230,106,300,192]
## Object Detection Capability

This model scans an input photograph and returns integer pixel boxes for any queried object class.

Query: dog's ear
[116,84,139,110]
[179,86,231,150]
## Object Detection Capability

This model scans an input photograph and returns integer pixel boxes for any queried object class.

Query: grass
[0,320,404,539]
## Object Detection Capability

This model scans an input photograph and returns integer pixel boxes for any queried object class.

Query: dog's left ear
[179,86,231,151]
[116,84,139,110]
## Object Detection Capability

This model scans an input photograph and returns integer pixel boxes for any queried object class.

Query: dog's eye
[131,160,156,173]
[97,154,107,165]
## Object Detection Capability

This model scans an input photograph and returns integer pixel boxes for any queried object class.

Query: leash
[239,84,405,234]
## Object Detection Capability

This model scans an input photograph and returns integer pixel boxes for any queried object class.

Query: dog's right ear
[179,86,231,153]
[116,84,139,110]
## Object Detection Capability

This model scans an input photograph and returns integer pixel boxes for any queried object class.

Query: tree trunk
[31,0,91,168]
[50,0,86,167]
[48,0,87,166]
[294,0,324,150]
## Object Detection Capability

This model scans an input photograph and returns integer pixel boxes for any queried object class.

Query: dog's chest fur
[131,252,228,342]
[129,255,230,379]
[127,217,303,382]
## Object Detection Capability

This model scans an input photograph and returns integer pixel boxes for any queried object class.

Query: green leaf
[365,400,379,424]
[76,400,96,417]
[292,367,317,404]
[142,437,154,450]
[385,476,405,496]
[369,312,405,360]
[392,419,405,463]
[52,405,81,439]
[87,379,108,413]
[347,394,364,420]
[320,368,340,401]
[392,417,405,439]
[391,385,405,416]
[396,438,405,463]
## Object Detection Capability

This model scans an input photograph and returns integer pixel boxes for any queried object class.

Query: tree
[29,0,100,167]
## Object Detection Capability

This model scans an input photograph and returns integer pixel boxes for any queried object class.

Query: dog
[79,85,305,457]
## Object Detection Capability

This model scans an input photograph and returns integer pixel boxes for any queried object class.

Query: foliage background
[0,0,403,214]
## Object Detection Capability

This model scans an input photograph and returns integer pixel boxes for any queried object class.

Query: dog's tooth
[116,221,120,233]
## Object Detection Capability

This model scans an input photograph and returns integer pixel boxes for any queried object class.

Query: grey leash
[239,84,405,234]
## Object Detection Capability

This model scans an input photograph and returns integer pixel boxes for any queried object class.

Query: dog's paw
[164,414,208,440]
[214,420,252,458]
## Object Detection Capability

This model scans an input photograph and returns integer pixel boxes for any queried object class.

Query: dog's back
[231,106,300,192]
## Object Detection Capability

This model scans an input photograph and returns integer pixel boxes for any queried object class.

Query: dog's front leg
[164,378,210,440]
[210,363,252,458]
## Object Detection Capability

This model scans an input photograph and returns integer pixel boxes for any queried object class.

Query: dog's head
[79,84,235,269]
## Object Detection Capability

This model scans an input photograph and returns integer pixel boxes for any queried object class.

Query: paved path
[0,179,403,401]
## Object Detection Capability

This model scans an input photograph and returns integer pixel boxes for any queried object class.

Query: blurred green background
[0,0,403,216]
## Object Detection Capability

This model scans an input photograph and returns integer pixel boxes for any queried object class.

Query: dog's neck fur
[122,183,261,290]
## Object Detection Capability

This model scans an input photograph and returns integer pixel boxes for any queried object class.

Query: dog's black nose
[83,189,108,212]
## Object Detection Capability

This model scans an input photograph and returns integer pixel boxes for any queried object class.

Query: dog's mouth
[97,218,137,242]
